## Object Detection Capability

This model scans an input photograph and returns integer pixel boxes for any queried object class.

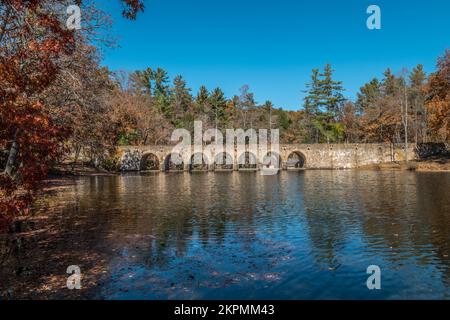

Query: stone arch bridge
[118,143,414,172]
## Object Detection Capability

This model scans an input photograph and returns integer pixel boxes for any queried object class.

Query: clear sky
[97,0,450,110]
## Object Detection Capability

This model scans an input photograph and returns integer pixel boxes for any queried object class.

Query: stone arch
[140,152,160,171]
[163,153,184,171]
[238,151,258,170]
[214,152,234,170]
[120,150,141,171]
[262,151,281,169]
[189,153,209,171]
[286,151,306,169]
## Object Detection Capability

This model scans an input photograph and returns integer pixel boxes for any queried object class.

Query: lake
[1,170,449,299]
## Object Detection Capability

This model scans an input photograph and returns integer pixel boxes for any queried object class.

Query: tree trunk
[404,87,409,163]
[72,145,81,171]
[143,130,149,145]
[390,143,394,162]
[4,130,20,178]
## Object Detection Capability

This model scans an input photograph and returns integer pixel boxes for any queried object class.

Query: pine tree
[209,88,228,130]
[319,64,345,117]
[303,65,345,143]
[172,75,193,127]
[410,65,426,88]
[382,68,399,96]
[356,78,382,113]
[196,86,209,106]
[151,68,171,118]
[152,68,170,98]
[304,68,321,115]
[263,100,274,129]
[131,67,153,95]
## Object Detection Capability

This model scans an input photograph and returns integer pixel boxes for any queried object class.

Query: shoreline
[357,158,450,172]
[49,164,119,177]
[50,158,450,179]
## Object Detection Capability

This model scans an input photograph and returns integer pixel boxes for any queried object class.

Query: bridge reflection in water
[1,171,448,299]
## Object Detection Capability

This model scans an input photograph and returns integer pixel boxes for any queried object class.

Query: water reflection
[1,171,449,299]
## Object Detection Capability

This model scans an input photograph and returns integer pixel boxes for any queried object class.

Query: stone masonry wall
[117,143,418,171]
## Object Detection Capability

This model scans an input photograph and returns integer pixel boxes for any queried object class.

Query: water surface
[1,171,449,299]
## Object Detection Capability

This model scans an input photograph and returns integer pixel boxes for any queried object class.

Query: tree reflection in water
[0,171,449,299]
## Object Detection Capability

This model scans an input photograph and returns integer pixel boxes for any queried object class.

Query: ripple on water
[2,171,449,299]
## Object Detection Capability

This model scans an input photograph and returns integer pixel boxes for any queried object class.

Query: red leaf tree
[0,0,143,230]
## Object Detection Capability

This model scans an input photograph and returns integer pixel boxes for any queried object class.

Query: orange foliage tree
[0,0,143,229]
[424,50,450,142]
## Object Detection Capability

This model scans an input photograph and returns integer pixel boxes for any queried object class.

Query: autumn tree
[424,50,450,142]
[108,85,174,146]
[340,101,360,143]
[0,0,143,227]
[356,69,408,144]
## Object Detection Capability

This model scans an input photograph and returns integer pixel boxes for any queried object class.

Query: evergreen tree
[304,68,321,115]
[172,75,192,112]
[319,64,345,117]
[356,78,382,113]
[131,67,153,95]
[196,86,209,108]
[209,88,228,130]
[263,100,274,129]
[151,68,171,118]
[382,68,399,96]
[410,64,426,88]
[194,85,210,122]
[172,75,193,127]
[303,65,345,143]
[152,68,170,98]
[276,108,291,131]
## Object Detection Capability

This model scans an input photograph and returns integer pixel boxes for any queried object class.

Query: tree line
[112,56,448,146]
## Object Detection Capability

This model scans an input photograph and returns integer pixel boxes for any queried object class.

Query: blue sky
[97,0,449,110]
